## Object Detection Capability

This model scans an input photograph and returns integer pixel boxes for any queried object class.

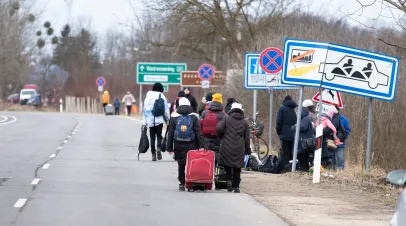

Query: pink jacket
[314,108,337,134]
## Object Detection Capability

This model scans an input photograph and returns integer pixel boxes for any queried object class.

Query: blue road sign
[198,64,214,80]
[281,39,400,101]
[260,47,283,74]
[96,77,106,87]
[244,53,296,90]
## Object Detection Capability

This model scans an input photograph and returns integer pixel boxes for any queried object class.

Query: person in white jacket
[122,91,136,116]
[143,83,170,161]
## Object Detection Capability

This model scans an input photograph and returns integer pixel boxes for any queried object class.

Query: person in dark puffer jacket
[216,103,251,193]
[200,93,226,163]
[276,95,298,171]
[167,97,203,191]
[291,107,313,171]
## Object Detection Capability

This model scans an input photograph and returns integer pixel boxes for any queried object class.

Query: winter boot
[179,184,185,191]
[157,149,162,161]
[227,181,233,192]
[234,188,241,193]
[152,152,157,161]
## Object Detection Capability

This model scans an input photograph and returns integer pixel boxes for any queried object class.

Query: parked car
[386,170,406,226]
[20,89,37,105]
[7,93,20,104]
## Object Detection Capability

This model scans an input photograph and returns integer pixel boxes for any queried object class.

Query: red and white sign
[312,89,343,108]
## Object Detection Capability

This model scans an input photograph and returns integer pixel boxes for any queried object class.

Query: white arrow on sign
[140,65,145,71]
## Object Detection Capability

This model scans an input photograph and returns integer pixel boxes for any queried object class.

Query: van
[20,89,37,105]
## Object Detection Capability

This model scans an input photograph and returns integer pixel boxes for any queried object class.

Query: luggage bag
[185,150,215,191]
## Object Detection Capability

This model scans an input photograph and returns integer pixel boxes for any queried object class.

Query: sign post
[366,98,373,171]
[96,77,106,113]
[281,38,399,178]
[268,87,273,148]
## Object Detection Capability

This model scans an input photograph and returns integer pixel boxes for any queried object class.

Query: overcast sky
[33,0,403,37]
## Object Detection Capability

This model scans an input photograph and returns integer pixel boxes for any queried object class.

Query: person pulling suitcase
[167,97,203,191]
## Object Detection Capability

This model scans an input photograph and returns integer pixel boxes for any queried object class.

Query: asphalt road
[0,112,288,226]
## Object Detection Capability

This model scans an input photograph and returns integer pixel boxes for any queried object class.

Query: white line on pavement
[13,198,27,208]
[50,154,56,158]
[71,132,76,135]
[42,164,50,169]
[31,178,41,185]
[0,116,17,126]
[63,140,68,144]
[0,116,7,123]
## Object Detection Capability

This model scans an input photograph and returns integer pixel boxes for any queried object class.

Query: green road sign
[136,62,187,85]
[163,85,168,92]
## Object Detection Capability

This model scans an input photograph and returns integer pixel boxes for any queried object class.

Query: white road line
[71,132,76,135]
[0,116,17,126]
[50,154,56,158]
[63,140,68,144]
[31,178,41,185]
[0,116,7,123]
[13,198,27,208]
[67,135,71,139]
[42,164,50,169]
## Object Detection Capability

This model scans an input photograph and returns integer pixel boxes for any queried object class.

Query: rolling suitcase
[185,150,215,192]
[105,104,114,115]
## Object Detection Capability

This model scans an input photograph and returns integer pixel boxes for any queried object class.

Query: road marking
[0,116,17,126]
[0,116,7,123]
[67,135,71,139]
[50,154,56,158]
[42,164,50,169]
[13,198,27,208]
[290,49,315,63]
[72,132,76,135]
[63,140,68,144]
[31,178,41,185]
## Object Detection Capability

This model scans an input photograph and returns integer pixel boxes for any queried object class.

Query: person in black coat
[216,103,251,193]
[183,87,198,113]
[167,97,203,191]
[225,97,236,114]
[276,95,298,171]
[292,107,314,171]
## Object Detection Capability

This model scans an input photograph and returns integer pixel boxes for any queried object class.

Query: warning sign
[312,89,343,108]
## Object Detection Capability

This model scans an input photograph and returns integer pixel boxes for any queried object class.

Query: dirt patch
[241,171,394,226]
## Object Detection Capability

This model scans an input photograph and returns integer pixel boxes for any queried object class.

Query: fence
[64,96,103,114]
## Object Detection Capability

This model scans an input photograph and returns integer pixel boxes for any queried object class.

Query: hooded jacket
[122,93,135,106]
[292,108,314,153]
[184,90,198,113]
[142,91,170,127]
[167,105,203,165]
[216,108,251,168]
[102,91,110,104]
[114,98,120,108]
[276,96,298,141]
[200,101,226,154]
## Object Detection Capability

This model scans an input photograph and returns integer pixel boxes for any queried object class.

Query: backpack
[152,94,165,117]
[201,111,219,138]
[174,115,195,142]
[259,155,281,174]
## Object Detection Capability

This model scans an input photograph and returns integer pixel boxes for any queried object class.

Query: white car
[386,170,406,226]
[20,89,37,105]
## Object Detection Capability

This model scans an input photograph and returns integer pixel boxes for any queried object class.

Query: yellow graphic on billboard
[288,65,320,76]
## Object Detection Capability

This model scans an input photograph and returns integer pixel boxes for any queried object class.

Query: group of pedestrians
[101,90,136,116]
[276,95,351,171]
[142,83,250,192]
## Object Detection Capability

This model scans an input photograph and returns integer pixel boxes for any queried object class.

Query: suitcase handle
[194,149,211,156]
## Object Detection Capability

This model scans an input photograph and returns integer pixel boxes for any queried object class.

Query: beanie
[152,83,164,92]
[179,97,191,106]
[231,102,243,110]
[212,93,223,104]
[302,99,314,107]
[205,92,214,102]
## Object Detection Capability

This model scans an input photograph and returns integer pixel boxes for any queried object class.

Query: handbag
[301,136,317,152]
[161,128,169,152]
[327,139,337,149]
[138,125,150,160]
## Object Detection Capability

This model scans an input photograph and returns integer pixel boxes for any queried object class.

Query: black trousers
[102,103,107,113]
[224,167,242,188]
[279,140,294,171]
[178,161,186,185]
[114,108,119,115]
[149,124,163,153]
[297,153,310,171]
[126,105,132,116]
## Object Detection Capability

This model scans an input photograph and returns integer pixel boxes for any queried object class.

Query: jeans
[114,108,120,115]
[335,147,345,170]
[178,161,186,185]
[126,105,132,116]
[149,124,163,154]
[224,167,241,188]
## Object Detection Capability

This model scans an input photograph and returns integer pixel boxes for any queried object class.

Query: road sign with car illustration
[281,39,400,101]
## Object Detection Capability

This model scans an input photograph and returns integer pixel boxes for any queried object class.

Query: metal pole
[139,85,143,115]
[268,88,273,149]
[292,86,304,172]
[366,98,373,172]
[253,90,257,120]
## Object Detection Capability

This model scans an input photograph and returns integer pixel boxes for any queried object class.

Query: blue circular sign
[198,64,214,81]
[96,77,106,87]
[259,47,283,74]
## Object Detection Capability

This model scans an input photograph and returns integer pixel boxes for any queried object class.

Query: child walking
[167,98,203,191]
[216,103,251,193]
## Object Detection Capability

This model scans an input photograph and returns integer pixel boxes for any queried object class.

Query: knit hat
[152,83,164,92]
[177,90,185,97]
[302,99,314,107]
[212,93,223,104]
[205,92,214,102]
[231,102,243,110]
[179,97,191,106]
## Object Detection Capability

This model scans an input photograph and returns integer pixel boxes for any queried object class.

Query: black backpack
[152,94,165,117]
[259,155,281,174]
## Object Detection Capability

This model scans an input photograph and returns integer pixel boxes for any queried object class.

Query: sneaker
[227,181,233,192]
[335,138,343,145]
[179,184,185,191]
[234,188,241,193]
[152,153,157,161]
[157,150,162,161]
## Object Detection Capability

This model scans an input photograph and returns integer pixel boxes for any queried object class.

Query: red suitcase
[185,150,215,191]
